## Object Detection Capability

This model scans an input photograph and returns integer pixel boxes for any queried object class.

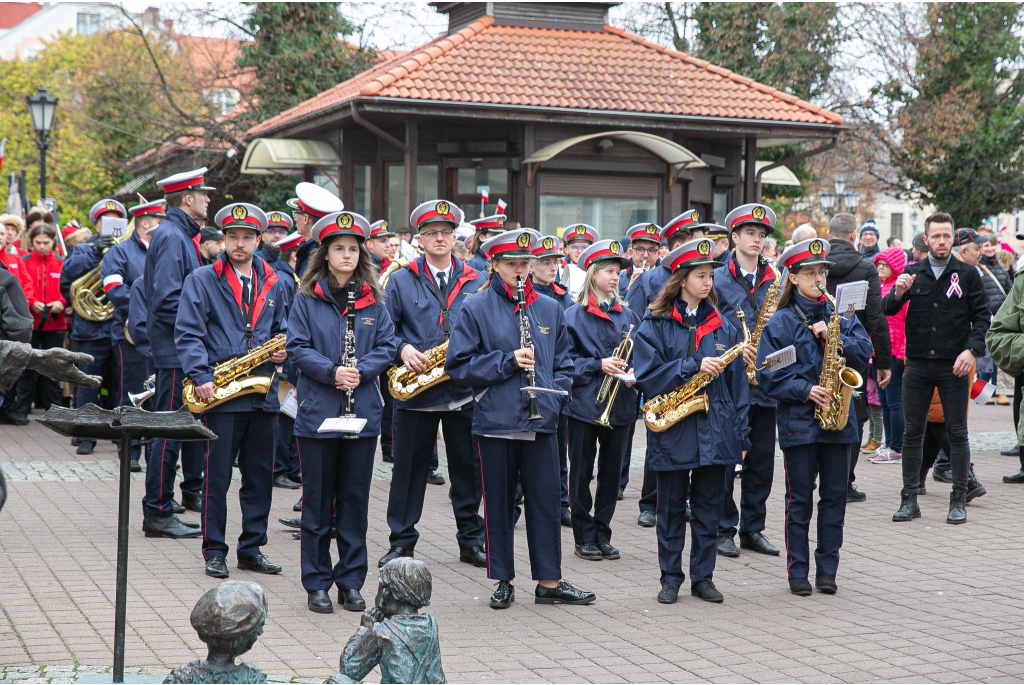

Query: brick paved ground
[2,404,1024,683]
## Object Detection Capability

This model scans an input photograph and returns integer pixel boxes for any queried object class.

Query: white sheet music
[763,345,797,372]
[614,373,636,383]
[318,417,367,434]
[835,280,868,312]
[280,388,298,419]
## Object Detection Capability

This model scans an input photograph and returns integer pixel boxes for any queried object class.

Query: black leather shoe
[1001,444,1019,456]
[181,496,202,513]
[339,588,365,612]
[596,541,619,560]
[933,467,953,483]
[847,484,866,502]
[637,509,656,527]
[308,590,333,614]
[560,512,572,527]
[947,489,967,524]
[273,475,300,489]
[574,542,603,560]
[716,536,740,557]
[966,468,986,502]
[617,487,624,501]
[1004,469,1024,483]
[657,583,679,604]
[130,459,141,473]
[789,578,812,596]
[490,581,515,609]
[535,580,595,605]
[382,452,394,463]
[278,516,300,529]
[144,515,201,539]
[690,579,723,603]
[459,546,487,568]
[739,532,779,556]
[293,499,302,512]
[427,471,445,485]
[378,546,414,568]
[892,490,921,522]
[76,442,94,455]
[175,515,200,529]
[238,554,281,574]
[292,531,301,540]
[170,499,186,514]
[815,573,837,594]
[205,556,228,578]
[3,412,29,426]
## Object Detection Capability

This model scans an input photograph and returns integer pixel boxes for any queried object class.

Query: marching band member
[380,200,487,570]
[142,168,213,539]
[563,239,640,561]
[755,239,872,596]
[290,183,344,278]
[175,203,289,579]
[102,199,162,471]
[625,210,704,527]
[286,210,396,615]
[620,222,663,300]
[714,204,783,559]
[366,220,395,275]
[559,224,597,299]
[706,223,732,264]
[633,238,750,604]
[61,198,126,456]
[466,214,506,273]
[446,228,596,610]
[366,219,398,463]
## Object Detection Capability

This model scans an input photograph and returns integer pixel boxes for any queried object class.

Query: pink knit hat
[873,246,907,277]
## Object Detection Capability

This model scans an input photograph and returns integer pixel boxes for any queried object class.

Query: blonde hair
[574,259,624,306]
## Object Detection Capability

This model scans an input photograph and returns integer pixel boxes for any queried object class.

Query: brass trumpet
[594,325,634,428]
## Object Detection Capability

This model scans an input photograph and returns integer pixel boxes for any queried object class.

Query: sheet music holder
[835,280,868,313]
[318,416,367,434]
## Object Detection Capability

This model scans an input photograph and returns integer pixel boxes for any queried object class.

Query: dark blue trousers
[720,404,777,538]
[142,367,205,518]
[200,411,275,560]
[112,341,147,462]
[656,465,726,586]
[477,433,561,581]
[75,338,113,447]
[274,413,300,481]
[297,436,376,592]
[387,405,483,551]
[557,414,569,515]
[783,442,850,579]
[379,372,394,456]
[567,417,628,544]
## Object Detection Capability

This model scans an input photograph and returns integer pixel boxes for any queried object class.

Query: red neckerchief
[379,257,392,275]
[670,301,723,350]
[586,292,621,322]
[552,282,568,296]
[493,275,537,312]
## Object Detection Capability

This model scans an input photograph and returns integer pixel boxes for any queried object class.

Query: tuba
[746,261,782,386]
[388,340,450,400]
[594,325,635,428]
[71,223,134,322]
[814,285,863,431]
[182,334,286,412]
[643,309,749,432]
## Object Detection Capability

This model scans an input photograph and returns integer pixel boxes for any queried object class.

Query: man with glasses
[378,200,488,570]
[560,224,598,299]
[620,223,663,300]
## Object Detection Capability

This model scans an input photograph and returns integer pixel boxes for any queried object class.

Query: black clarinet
[342,281,357,418]
[515,276,542,421]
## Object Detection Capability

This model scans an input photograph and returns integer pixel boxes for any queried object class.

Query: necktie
[240,275,252,313]
[437,271,447,293]
[744,273,755,290]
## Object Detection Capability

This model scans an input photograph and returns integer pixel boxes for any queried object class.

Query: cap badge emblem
[496,217,504,226]
[231,205,248,221]
[337,213,354,229]
[435,201,450,216]
[270,213,281,223]
[645,224,657,234]
[809,240,824,255]
[574,226,587,236]
[380,220,388,230]
[691,210,700,223]
[752,206,766,221]
[105,201,117,211]
[542,237,554,249]
[697,240,711,256]
[610,242,620,255]
[516,233,531,248]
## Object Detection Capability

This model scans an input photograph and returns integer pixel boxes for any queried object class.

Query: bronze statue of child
[330,557,446,684]
[165,581,268,684]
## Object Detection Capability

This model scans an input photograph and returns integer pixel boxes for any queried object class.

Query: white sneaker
[870,447,902,464]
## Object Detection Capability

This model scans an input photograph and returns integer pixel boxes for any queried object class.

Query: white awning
[523,131,707,188]
[240,138,341,176]
[742,160,802,187]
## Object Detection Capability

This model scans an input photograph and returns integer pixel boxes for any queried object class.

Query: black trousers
[638,445,658,513]
[901,358,971,492]
[477,433,561,581]
[15,330,64,415]
[200,411,275,560]
[656,465,726,586]
[567,417,628,544]
[74,338,113,445]
[142,367,205,517]
[720,404,777,538]
[921,422,952,479]
[783,442,850,579]
[112,341,148,462]
[274,413,300,481]
[386,405,483,551]
[557,414,569,515]
[297,436,376,592]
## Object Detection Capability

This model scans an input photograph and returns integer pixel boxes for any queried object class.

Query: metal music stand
[38,405,217,684]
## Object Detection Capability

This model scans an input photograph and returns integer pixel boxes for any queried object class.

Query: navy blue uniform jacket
[534,281,572,310]
[467,253,488,274]
[446,276,574,435]
[175,254,288,413]
[61,239,110,342]
[286,280,397,439]
[145,206,202,368]
[634,300,750,470]
[713,254,780,408]
[102,231,148,346]
[564,295,641,426]
[127,275,151,362]
[626,264,671,318]
[384,256,485,410]
[259,246,297,301]
[755,294,873,449]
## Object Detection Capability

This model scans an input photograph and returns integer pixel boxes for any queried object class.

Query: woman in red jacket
[13,223,67,420]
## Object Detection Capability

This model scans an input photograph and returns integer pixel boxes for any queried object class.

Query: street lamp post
[819,176,859,218]
[25,86,58,203]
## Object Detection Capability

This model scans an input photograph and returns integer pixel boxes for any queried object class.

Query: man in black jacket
[826,214,892,502]
[883,213,990,525]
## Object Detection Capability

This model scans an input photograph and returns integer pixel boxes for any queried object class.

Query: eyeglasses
[420,229,454,240]
[566,242,585,251]
[632,245,659,255]
[799,268,830,279]
[265,227,288,234]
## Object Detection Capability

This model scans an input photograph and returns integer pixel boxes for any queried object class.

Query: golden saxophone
[182,334,286,412]
[643,309,749,433]
[595,325,635,428]
[70,222,135,322]
[814,285,863,431]
[746,261,781,386]
[387,340,450,400]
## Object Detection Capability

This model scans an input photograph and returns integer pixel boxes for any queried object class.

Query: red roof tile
[0,1,42,29]
[249,17,841,137]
